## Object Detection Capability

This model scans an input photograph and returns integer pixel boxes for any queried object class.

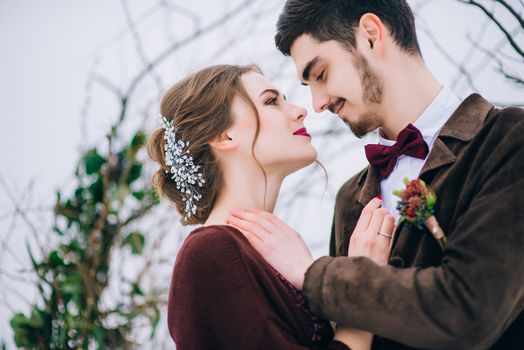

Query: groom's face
[290,34,384,138]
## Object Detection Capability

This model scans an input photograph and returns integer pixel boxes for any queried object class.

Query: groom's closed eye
[301,56,321,86]
[316,70,325,82]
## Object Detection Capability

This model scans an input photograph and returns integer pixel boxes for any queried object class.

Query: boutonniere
[393,178,447,249]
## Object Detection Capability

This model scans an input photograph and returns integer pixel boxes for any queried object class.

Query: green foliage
[122,232,145,255]
[11,130,160,349]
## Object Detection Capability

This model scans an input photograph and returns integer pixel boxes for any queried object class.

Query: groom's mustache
[328,98,346,114]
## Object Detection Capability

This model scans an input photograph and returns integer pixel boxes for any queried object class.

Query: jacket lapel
[356,166,381,206]
[420,93,493,183]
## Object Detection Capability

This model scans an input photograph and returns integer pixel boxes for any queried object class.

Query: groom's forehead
[290,34,321,60]
[290,35,325,82]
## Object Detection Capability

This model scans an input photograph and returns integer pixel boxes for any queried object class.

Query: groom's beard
[346,53,384,139]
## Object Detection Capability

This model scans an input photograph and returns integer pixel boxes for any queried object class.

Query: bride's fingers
[379,215,395,249]
[354,197,382,234]
[379,215,395,237]
[231,210,276,233]
[368,208,388,236]
[389,222,399,250]
[227,215,267,241]
[248,208,291,234]
[228,223,264,245]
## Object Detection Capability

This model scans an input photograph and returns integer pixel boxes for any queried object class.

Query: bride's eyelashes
[265,96,279,105]
[265,94,287,106]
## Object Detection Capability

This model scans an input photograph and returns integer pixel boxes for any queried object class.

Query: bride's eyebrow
[258,88,281,97]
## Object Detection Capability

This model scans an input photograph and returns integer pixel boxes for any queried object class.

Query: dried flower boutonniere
[394,178,447,249]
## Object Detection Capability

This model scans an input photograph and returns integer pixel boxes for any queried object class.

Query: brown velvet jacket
[303,94,524,349]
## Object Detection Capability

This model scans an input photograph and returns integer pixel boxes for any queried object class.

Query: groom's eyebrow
[301,56,321,85]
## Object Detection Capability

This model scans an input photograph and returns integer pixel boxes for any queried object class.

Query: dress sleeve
[169,228,351,350]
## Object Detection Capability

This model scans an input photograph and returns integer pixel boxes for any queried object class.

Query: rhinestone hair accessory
[160,116,205,221]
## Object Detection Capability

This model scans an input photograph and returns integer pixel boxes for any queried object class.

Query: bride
[148,64,395,349]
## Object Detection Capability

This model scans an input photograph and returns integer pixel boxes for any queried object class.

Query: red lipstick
[293,127,311,137]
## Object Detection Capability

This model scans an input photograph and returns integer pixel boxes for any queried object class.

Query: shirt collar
[378,86,461,147]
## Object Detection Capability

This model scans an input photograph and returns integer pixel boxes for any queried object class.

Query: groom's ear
[209,131,238,152]
[359,13,385,56]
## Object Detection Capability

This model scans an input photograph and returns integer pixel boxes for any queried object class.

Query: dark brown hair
[147,65,262,225]
[275,0,421,57]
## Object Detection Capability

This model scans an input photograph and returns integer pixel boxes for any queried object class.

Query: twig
[417,19,480,92]
[118,0,257,125]
[457,0,524,58]
[495,0,524,29]
[121,0,164,98]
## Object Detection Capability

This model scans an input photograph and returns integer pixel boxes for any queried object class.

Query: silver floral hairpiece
[160,116,205,221]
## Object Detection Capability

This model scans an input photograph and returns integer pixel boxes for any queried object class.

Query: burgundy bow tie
[365,124,429,178]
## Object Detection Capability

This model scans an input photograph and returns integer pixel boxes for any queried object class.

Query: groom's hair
[275,0,421,57]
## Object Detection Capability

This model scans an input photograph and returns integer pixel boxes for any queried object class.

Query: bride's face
[229,72,317,176]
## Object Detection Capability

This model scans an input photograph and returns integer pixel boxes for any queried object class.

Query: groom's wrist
[294,259,313,290]
[302,256,335,316]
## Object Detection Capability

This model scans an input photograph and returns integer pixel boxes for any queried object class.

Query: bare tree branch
[118,0,257,125]
[416,19,481,92]
[457,0,524,58]
[495,0,524,29]
[121,0,164,98]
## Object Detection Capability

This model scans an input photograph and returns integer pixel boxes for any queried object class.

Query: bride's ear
[209,131,238,151]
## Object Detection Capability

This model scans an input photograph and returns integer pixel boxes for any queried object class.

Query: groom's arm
[304,112,524,349]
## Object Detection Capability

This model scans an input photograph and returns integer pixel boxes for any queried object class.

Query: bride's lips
[293,127,311,137]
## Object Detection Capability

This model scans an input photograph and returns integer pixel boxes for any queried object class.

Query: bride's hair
[148,64,263,225]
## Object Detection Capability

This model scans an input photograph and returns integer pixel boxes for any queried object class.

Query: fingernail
[376,195,383,200]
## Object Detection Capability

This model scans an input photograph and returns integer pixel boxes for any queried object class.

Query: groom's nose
[311,86,329,113]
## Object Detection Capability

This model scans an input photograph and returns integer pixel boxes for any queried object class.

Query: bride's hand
[333,198,394,350]
[347,197,396,266]
[227,208,314,290]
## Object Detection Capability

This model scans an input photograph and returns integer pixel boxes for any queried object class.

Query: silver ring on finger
[378,231,392,239]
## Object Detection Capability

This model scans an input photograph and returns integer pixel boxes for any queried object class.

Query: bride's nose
[291,105,308,121]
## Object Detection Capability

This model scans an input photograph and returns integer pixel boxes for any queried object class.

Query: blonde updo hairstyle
[148,65,263,225]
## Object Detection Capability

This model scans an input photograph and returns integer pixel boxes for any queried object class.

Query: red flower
[406,207,416,218]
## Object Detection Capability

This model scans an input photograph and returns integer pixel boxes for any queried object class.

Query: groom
[229,0,524,349]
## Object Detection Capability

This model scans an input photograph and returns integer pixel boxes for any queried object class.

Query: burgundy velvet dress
[167,225,349,349]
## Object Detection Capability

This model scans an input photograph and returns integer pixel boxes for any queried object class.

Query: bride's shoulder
[178,225,246,260]
[172,225,254,283]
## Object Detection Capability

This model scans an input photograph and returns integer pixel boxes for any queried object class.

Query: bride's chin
[287,152,319,174]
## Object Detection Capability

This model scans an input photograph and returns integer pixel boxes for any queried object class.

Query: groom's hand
[227,209,313,290]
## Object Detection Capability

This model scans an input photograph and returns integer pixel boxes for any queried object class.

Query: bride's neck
[205,166,284,226]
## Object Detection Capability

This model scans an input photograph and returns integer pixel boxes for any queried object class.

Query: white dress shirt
[379,86,462,222]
